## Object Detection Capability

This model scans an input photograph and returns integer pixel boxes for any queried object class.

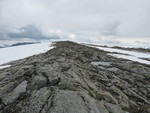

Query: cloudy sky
[0,0,150,47]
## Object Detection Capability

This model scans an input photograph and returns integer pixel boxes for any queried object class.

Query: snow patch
[0,42,53,65]
[108,53,150,65]
[0,65,11,69]
[88,45,150,65]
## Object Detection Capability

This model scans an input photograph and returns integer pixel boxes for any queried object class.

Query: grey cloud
[0,29,10,40]
[101,21,120,36]
[0,0,150,41]
[8,25,60,39]
[0,33,6,40]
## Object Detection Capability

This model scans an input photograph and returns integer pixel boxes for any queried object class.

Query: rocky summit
[0,41,150,113]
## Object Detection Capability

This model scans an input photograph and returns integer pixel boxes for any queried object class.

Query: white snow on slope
[97,47,150,58]
[0,65,11,69]
[0,42,53,65]
[88,45,150,65]
[108,54,150,65]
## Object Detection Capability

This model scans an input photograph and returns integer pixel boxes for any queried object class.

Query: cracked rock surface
[0,41,150,113]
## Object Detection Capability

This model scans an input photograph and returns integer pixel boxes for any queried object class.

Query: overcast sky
[0,0,150,47]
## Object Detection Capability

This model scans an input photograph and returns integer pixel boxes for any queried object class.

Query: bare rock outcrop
[0,41,150,113]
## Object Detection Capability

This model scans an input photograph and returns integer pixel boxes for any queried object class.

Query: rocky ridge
[0,41,150,113]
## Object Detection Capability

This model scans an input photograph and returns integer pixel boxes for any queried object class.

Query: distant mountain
[0,42,40,48]
[0,44,11,48]
[11,42,40,47]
